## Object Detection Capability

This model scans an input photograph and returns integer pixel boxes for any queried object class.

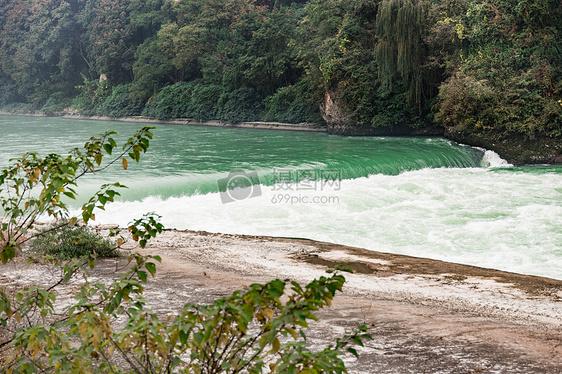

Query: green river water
[1,115,561,279]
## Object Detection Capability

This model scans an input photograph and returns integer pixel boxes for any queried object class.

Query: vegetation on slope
[0,0,560,160]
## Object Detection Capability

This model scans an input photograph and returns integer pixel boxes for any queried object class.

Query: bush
[0,128,371,373]
[72,76,112,116]
[219,86,263,122]
[188,84,224,121]
[435,72,497,132]
[0,102,36,114]
[98,84,144,117]
[40,92,70,115]
[30,225,118,259]
[142,81,197,119]
[263,84,323,123]
[2,262,370,373]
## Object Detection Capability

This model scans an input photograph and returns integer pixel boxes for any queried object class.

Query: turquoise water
[1,115,561,279]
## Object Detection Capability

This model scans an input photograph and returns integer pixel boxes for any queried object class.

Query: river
[1,115,561,279]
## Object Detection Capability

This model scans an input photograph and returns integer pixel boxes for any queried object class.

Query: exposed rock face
[320,91,351,127]
[321,91,386,135]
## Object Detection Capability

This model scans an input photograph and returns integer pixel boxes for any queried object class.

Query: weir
[1,115,561,280]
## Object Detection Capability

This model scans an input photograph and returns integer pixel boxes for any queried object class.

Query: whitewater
[1,116,561,280]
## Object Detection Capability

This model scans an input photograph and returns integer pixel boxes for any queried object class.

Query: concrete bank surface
[2,229,561,373]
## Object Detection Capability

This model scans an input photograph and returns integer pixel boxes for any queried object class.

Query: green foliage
[0,126,154,263]
[434,0,562,139]
[142,81,197,119]
[98,84,144,117]
[72,76,112,116]
[434,72,495,131]
[219,86,263,123]
[0,0,86,107]
[223,7,303,96]
[264,84,323,123]
[40,92,71,116]
[2,262,371,373]
[376,0,424,87]
[128,213,165,249]
[1,0,561,148]
[296,0,424,128]
[131,33,194,103]
[189,84,224,121]
[30,225,118,260]
[129,0,172,41]
[369,91,422,128]
[0,127,371,374]
[87,0,136,85]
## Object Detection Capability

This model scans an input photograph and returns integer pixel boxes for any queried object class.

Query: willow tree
[375,0,432,111]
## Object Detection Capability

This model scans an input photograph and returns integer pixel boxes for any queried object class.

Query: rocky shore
[2,229,561,373]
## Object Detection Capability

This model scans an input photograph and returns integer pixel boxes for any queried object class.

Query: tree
[434,0,562,139]
[375,0,436,111]
[129,0,172,42]
[296,0,424,128]
[0,0,87,106]
[87,0,136,84]
[224,7,302,96]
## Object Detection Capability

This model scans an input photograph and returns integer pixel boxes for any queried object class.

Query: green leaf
[137,270,148,283]
[271,337,280,353]
[347,347,358,358]
[63,191,76,199]
[103,143,113,155]
[0,251,8,264]
[62,268,74,283]
[145,262,156,277]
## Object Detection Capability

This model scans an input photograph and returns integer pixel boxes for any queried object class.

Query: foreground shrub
[0,127,371,373]
[30,225,117,259]
[2,262,370,373]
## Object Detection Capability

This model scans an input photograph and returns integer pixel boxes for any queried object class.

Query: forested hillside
[1,0,560,161]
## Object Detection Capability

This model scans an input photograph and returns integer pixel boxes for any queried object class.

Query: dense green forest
[1,0,561,160]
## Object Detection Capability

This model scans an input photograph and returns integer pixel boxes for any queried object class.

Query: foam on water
[85,166,562,280]
[480,149,514,168]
